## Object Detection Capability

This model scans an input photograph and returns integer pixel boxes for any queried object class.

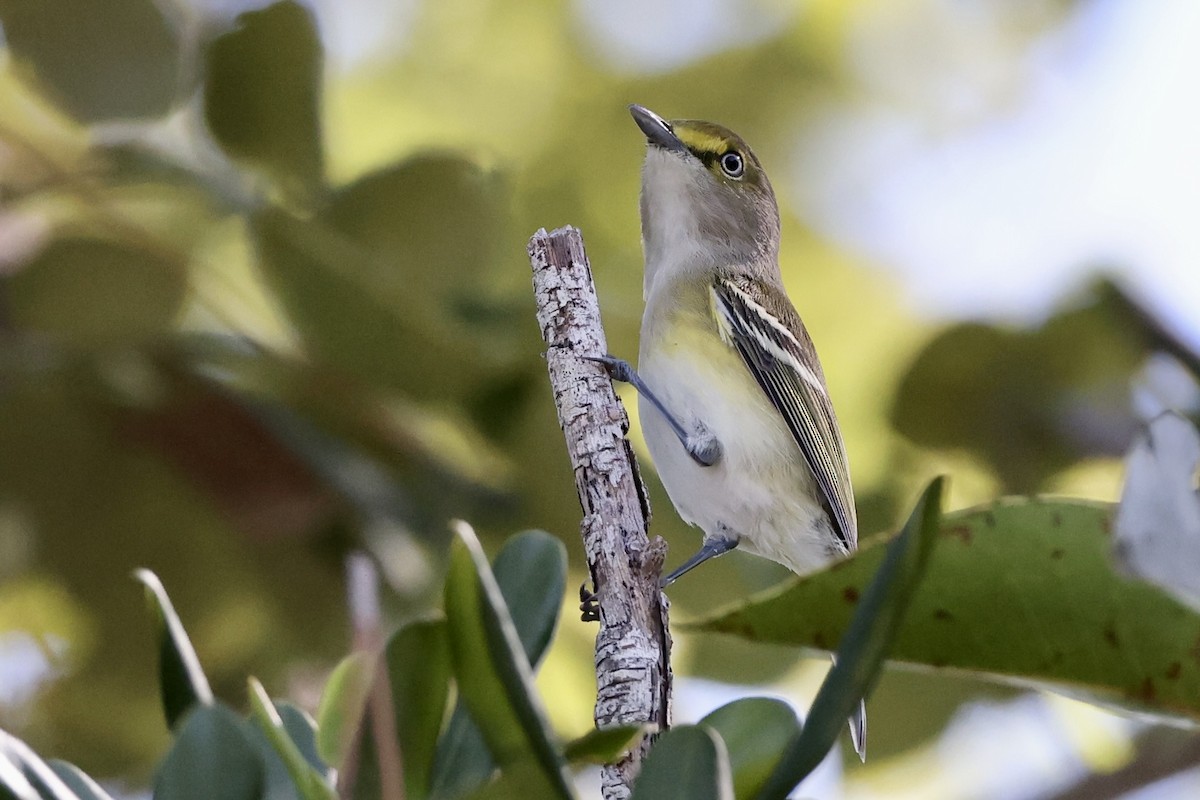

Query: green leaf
[384,619,452,800]
[629,727,733,800]
[6,237,187,345]
[347,619,451,800]
[133,569,214,730]
[154,706,264,800]
[47,762,113,800]
[0,0,180,121]
[0,731,82,800]
[460,760,566,800]
[490,532,566,669]
[0,752,39,800]
[755,477,945,796]
[430,531,567,799]
[442,523,574,799]
[561,726,645,766]
[251,197,509,403]
[314,652,375,768]
[324,156,504,316]
[246,678,336,800]
[428,710,493,800]
[694,494,1200,723]
[699,699,798,799]
[204,1,324,202]
[246,701,329,800]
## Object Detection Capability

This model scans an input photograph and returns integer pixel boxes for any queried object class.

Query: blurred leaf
[204,1,324,202]
[246,678,336,800]
[385,620,451,800]
[314,652,375,769]
[251,196,513,404]
[629,726,733,800]
[115,365,338,543]
[133,569,214,730]
[756,478,945,798]
[154,706,264,800]
[428,710,492,800]
[460,760,569,800]
[245,700,328,800]
[561,726,645,766]
[0,752,39,800]
[325,155,503,317]
[46,762,112,800]
[699,699,798,799]
[1114,412,1200,610]
[695,494,1200,724]
[890,280,1186,492]
[430,531,567,799]
[0,0,179,121]
[442,523,573,798]
[5,237,186,344]
[0,731,82,800]
[489,531,566,669]
[348,619,451,800]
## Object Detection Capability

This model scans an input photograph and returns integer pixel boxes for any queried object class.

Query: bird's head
[630,104,781,288]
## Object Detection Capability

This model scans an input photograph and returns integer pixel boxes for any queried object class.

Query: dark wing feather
[711,276,857,551]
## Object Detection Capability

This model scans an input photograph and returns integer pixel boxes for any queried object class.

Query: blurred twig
[529,226,670,800]
[339,553,405,800]
[1045,727,1200,800]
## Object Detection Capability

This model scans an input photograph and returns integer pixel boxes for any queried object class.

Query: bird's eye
[719,151,744,178]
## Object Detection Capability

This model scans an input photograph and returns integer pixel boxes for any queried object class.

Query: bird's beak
[629,104,686,154]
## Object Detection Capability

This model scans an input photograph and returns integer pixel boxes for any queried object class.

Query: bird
[590,104,865,759]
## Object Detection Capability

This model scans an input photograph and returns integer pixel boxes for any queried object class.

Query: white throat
[640,149,717,299]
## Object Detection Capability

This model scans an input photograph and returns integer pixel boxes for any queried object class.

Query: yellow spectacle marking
[674,126,730,155]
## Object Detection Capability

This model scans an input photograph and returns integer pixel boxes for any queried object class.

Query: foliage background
[1,0,1197,796]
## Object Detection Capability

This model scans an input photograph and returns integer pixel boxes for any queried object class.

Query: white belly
[637,328,838,576]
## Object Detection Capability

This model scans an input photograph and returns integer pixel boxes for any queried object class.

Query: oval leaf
[133,569,214,730]
[629,726,733,800]
[384,619,451,800]
[246,679,336,800]
[756,477,944,798]
[694,492,1200,724]
[204,1,324,201]
[0,0,180,121]
[700,699,799,799]
[6,237,186,345]
[153,706,264,800]
[562,726,646,766]
[430,531,567,798]
[314,651,375,768]
[47,762,113,800]
[0,731,81,800]
[348,619,451,800]
[442,522,573,798]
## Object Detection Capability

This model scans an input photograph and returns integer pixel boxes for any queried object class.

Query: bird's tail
[848,699,867,762]
[830,653,868,761]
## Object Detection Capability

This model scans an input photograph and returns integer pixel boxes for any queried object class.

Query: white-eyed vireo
[592,104,865,758]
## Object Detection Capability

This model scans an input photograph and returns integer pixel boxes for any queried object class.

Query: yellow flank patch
[674,125,730,156]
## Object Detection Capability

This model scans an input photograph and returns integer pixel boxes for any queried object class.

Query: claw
[579,581,600,622]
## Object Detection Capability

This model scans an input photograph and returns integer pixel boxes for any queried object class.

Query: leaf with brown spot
[691,498,1200,724]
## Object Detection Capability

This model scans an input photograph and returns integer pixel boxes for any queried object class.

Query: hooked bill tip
[629,104,686,153]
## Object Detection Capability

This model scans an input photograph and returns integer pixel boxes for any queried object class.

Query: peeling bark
[529,226,672,800]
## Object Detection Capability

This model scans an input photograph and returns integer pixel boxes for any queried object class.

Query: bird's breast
[636,301,835,575]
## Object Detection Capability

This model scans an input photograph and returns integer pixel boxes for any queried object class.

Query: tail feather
[848,699,867,762]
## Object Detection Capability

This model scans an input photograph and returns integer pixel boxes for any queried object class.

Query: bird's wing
[711,275,857,551]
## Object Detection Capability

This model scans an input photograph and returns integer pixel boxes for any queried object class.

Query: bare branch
[529,226,672,800]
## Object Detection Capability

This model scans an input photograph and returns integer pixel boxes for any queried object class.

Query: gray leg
[661,533,739,587]
[587,354,722,467]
